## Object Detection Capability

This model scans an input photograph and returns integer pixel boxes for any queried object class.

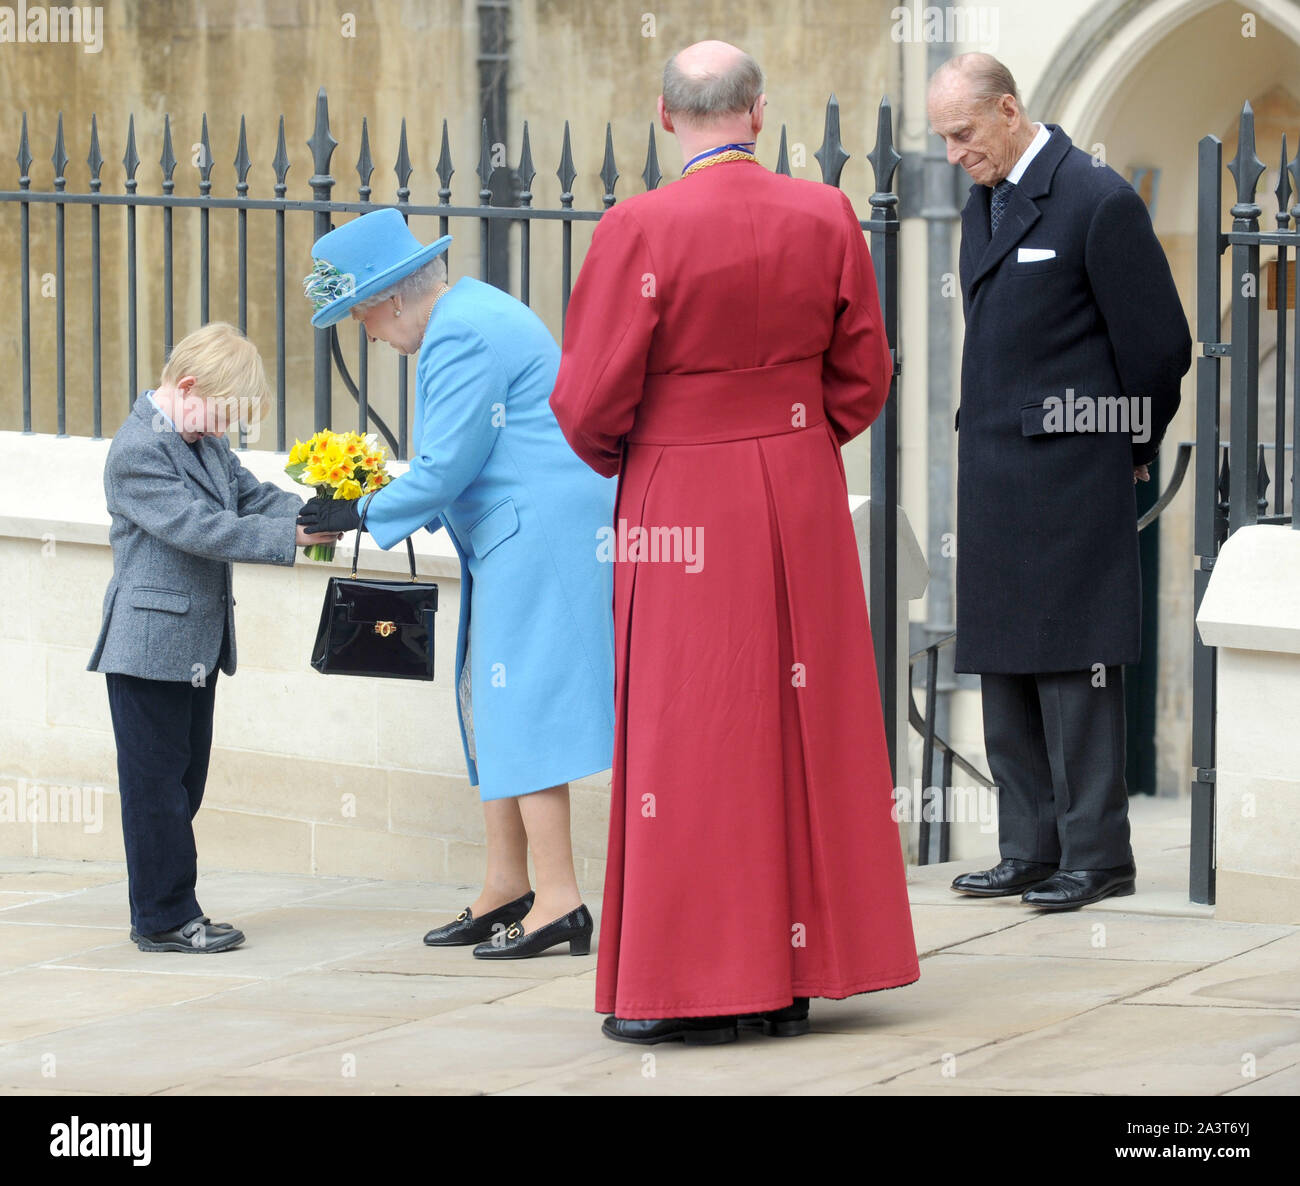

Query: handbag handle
[351,490,418,582]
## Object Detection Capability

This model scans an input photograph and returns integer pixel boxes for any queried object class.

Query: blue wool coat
[362,276,616,799]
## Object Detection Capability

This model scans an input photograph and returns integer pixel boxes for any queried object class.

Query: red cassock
[549,157,920,1019]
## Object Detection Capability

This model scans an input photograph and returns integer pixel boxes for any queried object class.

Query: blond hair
[160,322,271,424]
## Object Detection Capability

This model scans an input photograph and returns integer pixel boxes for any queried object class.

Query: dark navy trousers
[105,670,219,935]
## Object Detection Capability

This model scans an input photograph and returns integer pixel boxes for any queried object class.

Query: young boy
[87,322,340,953]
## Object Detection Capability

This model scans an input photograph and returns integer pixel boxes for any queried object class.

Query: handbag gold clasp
[374,621,396,638]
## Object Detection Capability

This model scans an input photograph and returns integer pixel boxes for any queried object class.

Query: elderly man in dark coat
[928,53,1191,909]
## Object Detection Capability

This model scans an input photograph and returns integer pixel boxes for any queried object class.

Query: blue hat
[304,208,452,328]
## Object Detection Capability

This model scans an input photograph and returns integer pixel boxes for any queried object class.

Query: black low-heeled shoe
[422,891,535,946]
[471,903,593,959]
[601,1015,739,1045]
[737,997,811,1037]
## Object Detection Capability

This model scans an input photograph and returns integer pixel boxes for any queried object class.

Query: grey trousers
[980,666,1134,870]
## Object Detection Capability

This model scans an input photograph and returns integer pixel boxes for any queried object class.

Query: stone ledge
[1197,524,1300,654]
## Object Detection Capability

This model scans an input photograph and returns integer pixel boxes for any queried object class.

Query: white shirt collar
[1006,122,1050,186]
[145,389,176,430]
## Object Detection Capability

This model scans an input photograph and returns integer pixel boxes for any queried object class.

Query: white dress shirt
[1006,122,1050,185]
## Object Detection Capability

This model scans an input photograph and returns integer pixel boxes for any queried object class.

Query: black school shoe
[737,997,811,1037]
[601,1015,739,1045]
[422,891,535,946]
[134,917,245,953]
[129,915,234,944]
[472,903,592,959]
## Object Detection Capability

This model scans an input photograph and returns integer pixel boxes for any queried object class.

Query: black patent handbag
[310,493,438,680]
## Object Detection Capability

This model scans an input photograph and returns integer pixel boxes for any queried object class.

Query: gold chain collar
[682,149,761,177]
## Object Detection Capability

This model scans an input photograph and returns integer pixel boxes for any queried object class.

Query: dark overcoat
[954,125,1191,674]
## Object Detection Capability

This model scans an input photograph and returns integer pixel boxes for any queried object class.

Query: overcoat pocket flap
[468,498,520,558]
[130,587,191,614]
[1020,401,1064,438]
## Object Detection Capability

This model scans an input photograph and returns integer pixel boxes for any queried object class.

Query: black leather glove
[297,495,363,535]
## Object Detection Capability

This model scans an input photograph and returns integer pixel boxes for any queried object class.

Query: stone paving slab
[0,854,1295,1095]
[806,952,1201,1043]
[334,937,600,981]
[214,1001,621,1094]
[943,911,1293,964]
[0,966,249,1044]
[195,969,545,1020]
[44,906,444,980]
[497,1030,952,1096]
[880,1003,1300,1096]
[0,1004,407,1094]
[908,903,1029,955]
[1128,932,1300,1010]
[0,922,125,972]
[1225,1060,1300,1094]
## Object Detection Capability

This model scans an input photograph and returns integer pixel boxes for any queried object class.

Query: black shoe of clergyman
[950,858,1058,897]
[422,891,535,946]
[1021,863,1137,910]
[471,904,593,959]
[737,997,811,1037]
[135,917,245,953]
[602,1015,739,1045]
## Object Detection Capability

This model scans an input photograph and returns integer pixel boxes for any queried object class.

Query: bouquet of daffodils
[286,430,392,561]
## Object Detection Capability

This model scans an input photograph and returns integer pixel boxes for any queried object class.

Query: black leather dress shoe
[738,997,810,1037]
[602,1015,739,1045]
[422,891,534,946]
[472,903,592,959]
[1022,863,1137,910]
[135,917,245,953]
[951,858,1058,897]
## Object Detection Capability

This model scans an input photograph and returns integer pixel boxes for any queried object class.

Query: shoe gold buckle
[455,909,469,922]
[506,924,522,939]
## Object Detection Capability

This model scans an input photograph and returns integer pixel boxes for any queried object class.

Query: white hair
[352,254,447,314]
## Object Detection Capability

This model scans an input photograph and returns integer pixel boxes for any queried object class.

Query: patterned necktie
[989,179,1014,237]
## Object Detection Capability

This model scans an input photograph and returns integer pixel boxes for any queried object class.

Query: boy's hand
[298,495,363,535]
[296,525,345,548]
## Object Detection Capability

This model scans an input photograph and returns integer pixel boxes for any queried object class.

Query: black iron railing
[2,87,906,781]
[1191,101,1299,904]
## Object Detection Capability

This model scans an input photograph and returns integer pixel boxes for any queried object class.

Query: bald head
[662,40,764,126]
[927,53,1035,187]
[929,52,1023,111]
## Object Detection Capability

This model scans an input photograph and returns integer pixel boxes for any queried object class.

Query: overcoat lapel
[966,126,1073,293]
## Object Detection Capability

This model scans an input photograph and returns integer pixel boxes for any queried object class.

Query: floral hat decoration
[303,207,452,328]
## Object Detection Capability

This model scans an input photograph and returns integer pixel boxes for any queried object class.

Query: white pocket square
[1017,247,1056,262]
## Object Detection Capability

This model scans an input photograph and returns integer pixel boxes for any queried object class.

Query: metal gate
[1191,100,1299,904]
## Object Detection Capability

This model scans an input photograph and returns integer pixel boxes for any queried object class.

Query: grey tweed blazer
[88,393,304,682]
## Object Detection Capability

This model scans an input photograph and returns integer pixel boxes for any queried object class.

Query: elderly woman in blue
[299,208,615,959]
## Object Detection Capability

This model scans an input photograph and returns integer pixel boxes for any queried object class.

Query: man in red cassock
[549,39,920,1045]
